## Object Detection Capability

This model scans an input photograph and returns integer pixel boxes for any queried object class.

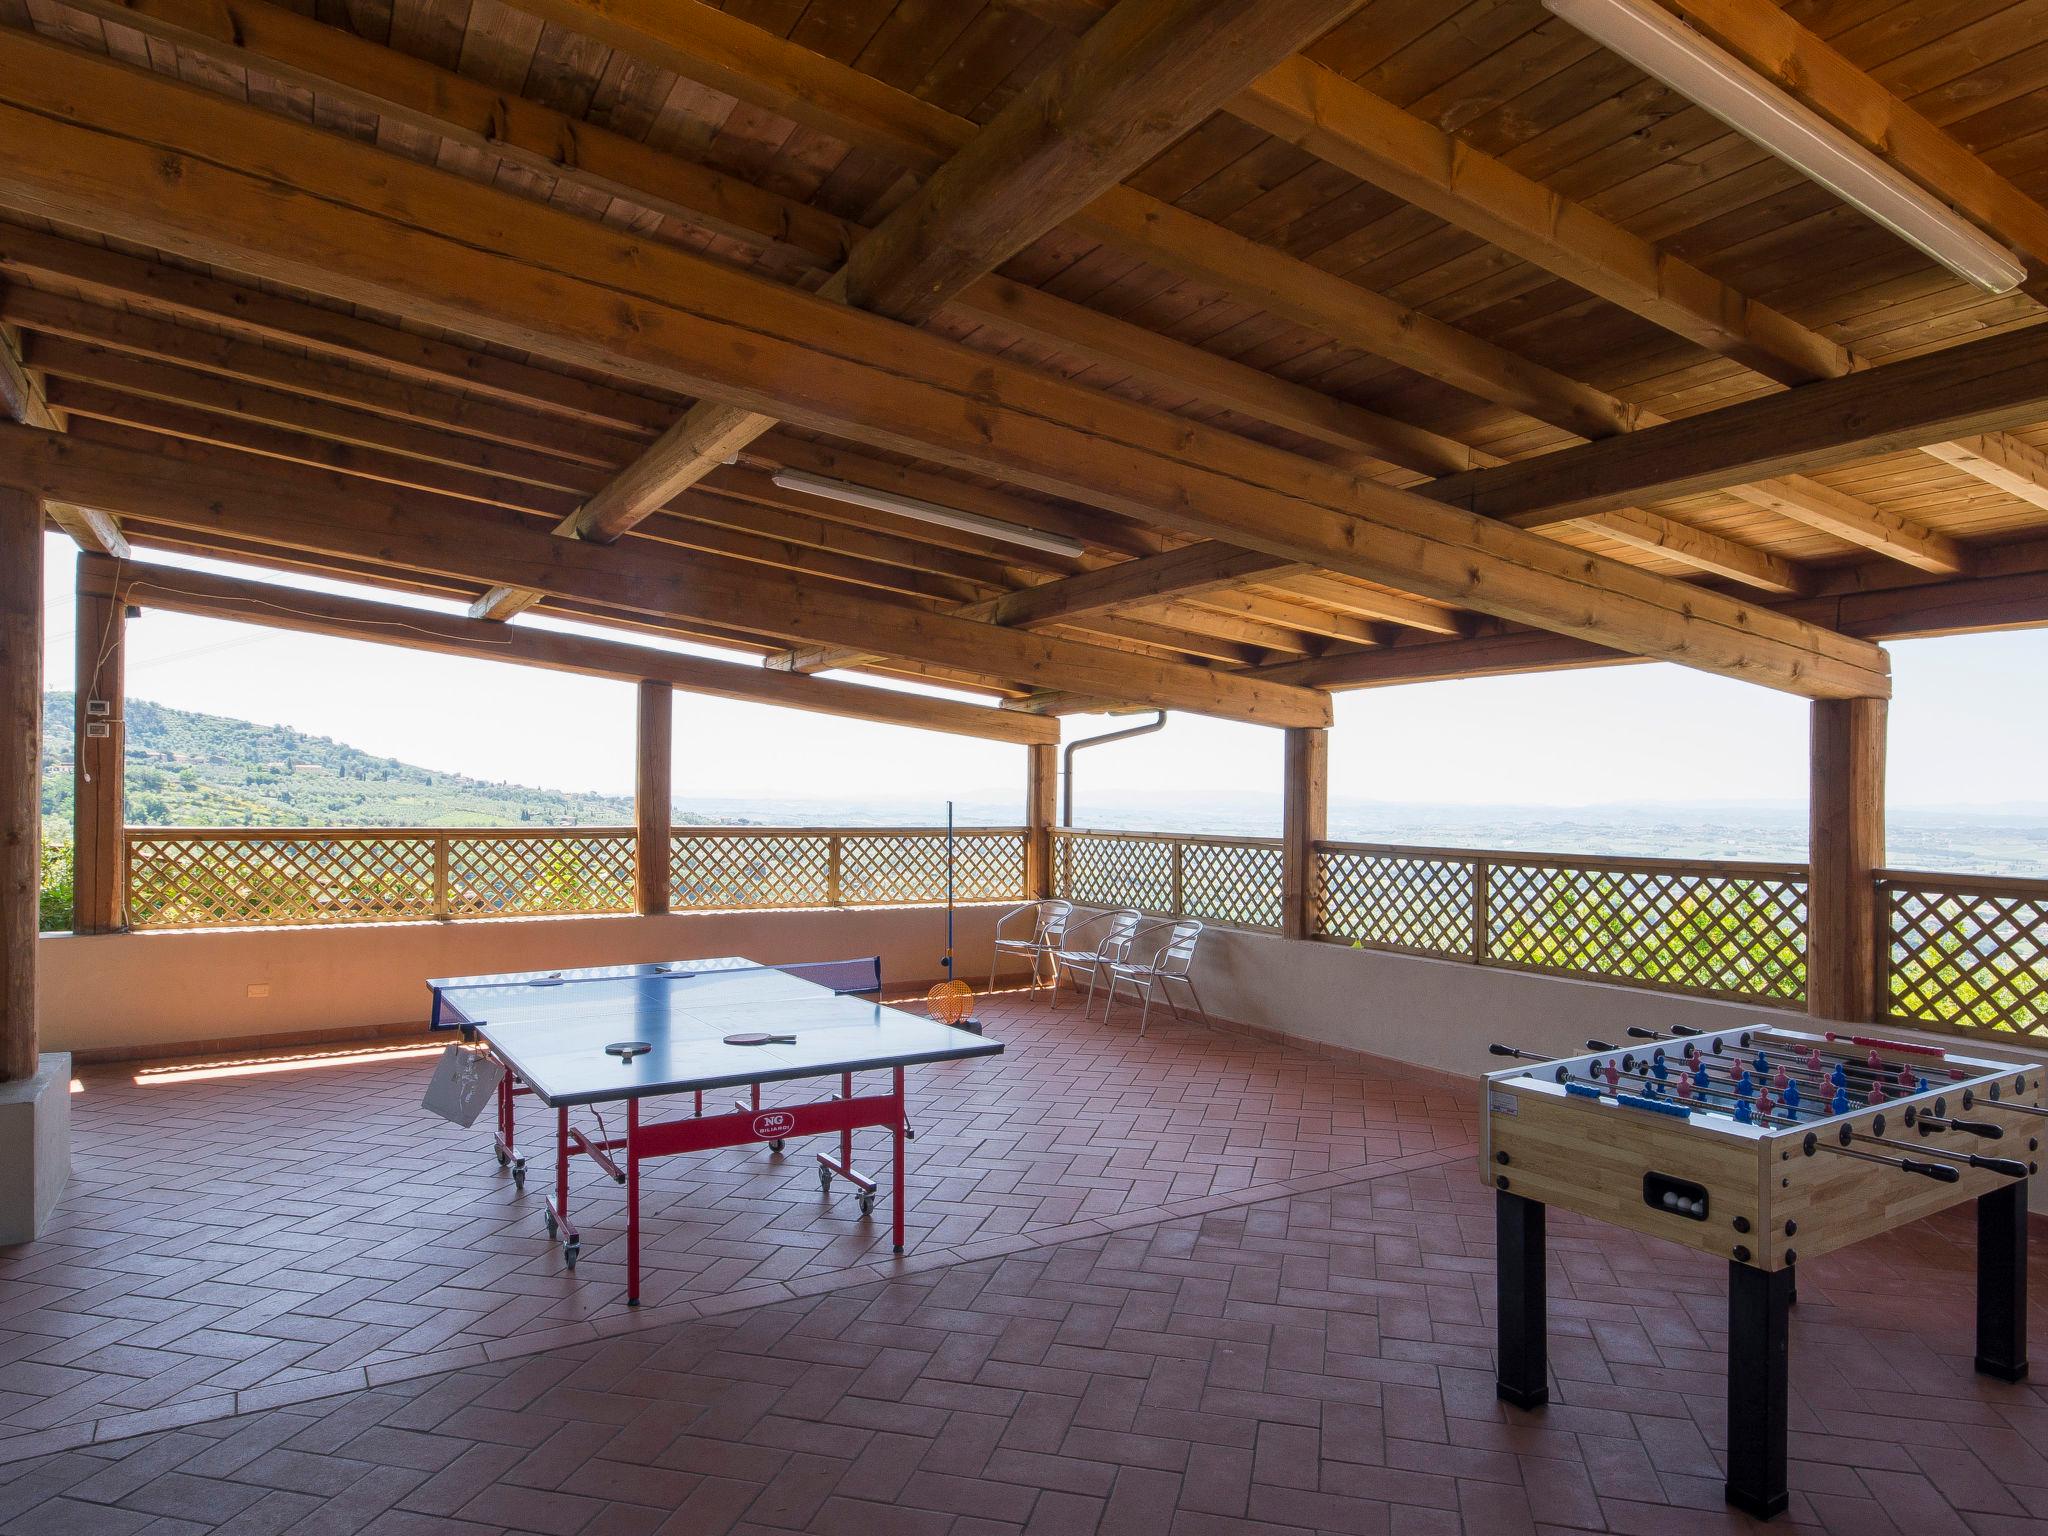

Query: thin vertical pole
[0,491,40,1083]
[635,680,672,917]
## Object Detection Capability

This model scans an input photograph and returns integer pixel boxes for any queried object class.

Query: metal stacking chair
[987,898,1075,995]
[1099,918,1209,1036]
[1049,907,1143,1017]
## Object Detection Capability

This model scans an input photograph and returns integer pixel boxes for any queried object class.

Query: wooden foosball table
[1483,1020,2041,1520]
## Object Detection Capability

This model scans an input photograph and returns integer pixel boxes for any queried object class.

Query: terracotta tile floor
[0,987,1470,1456]
[2,988,2043,1534]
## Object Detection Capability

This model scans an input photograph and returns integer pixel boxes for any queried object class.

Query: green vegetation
[41,692,663,829]
[36,693,725,930]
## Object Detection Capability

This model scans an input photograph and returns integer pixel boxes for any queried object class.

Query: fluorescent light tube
[771,469,1088,558]
[1543,0,2025,295]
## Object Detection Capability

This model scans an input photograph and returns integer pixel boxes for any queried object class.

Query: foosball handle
[1946,1118,2003,1138]
[1489,1044,1540,1059]
[1668,1025,1703,1037]
[1586,1039,1616,1052]
[1901,1160,1961,1183]
[1967,1155,2031,1179]
[1625,1026,1660,1040]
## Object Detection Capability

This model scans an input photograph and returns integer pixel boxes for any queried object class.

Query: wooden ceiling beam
[0,33,1803,601]
[495,0,1822,586]
[1432,325,2048,531]
[0,32,1884,699]
[1231,59,2002,563]
[83,556,1057,743]
[562,0,1368,566]
[0,304,123,554]
[0,422,1330,725]
[770,541,1295,675]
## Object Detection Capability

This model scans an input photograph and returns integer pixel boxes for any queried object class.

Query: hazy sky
[36,532,2048,819]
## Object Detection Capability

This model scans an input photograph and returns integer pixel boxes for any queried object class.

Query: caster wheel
[496,1148,510,1167]
[544,1209,558,1239]
[818,1165,833,1193]
[563,1242,579,1270]
[858,1192,876,1217]
[770,1139,786,1153]
[512,1166,526,1191]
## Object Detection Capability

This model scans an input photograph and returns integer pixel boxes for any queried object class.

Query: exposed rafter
[1229,56,2012,561]
[81,556,1061,744]
[519,0,1368,623]
[0,29,1888,696]
[0,301,123,554]
[0,421,1334,725]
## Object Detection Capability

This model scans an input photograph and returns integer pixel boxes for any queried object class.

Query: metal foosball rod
[1801,1131,1961,1182]
[1564,1050,1806,1128]
[1628,1025,1962,1090]
[1638,1032,1939,1107]
[1903,1107,2007,1139]
[1591,1044,1852,1122]
[1835,1126,2030,1179]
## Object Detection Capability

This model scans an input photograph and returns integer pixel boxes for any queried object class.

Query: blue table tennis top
[428,957,1002,1107]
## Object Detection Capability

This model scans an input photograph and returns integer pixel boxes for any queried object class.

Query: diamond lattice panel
[444,833,635,918]
[1485,861,1807,1001]
[838,832,1025,906]
[670,833,834,910]
[126,833,438,929]
[1180,841,1281,930]
[1314,849,1475,957]
[1887,882,2048,1040]
[1058,834,1175,913]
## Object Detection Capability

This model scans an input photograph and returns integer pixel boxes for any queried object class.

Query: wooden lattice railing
[125,825,1027,929]
[1052,828,1284,932]
[1316,842,1809,1003]
[1882,871,2048,1042]
[669,827,1027,910]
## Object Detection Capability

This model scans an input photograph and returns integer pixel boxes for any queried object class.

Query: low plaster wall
[36,903,1005,1058]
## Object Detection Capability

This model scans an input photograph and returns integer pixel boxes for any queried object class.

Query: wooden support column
[1025,742,1057,899]
[1282,725,1329,940]
[1808,697,1886,1023]
[635,680,672,918]
[1,490,39,1082]
[72,553,125,933]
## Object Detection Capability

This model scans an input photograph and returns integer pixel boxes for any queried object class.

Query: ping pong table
[428,956,1002,1304]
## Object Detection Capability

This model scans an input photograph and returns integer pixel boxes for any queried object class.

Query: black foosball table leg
[1976,1178,2029,1383]
[1495,1188,1548,1409]
[1725,1261,1794,1521]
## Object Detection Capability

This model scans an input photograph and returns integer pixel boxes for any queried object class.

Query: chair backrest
[1152,919,1203,978]
[1034,899,1076,945]
[1101,908,1144,960]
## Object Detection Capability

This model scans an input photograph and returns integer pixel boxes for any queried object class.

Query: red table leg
[626,1097,641,1307]
[547,1104,581,1265]
[893,1066,906,1253]
[839,1071,853,1176]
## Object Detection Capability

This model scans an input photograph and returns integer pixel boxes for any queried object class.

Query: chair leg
[1084,967,1103,1020]
[987,950,1001,995]
[1137,982,1155,1038]
[1181,976,1212,1026]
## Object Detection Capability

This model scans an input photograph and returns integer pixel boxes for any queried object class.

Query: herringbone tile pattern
[0,989,1470,1458]
[1,1161,2042,1535]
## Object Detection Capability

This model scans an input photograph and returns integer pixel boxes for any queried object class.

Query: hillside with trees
[39,692,709,829]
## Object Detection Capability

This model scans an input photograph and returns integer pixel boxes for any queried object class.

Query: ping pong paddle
[606,1041,651,1062]
[724,1032,797,1046]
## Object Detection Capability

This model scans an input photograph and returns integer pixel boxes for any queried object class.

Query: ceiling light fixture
[1542,0,2025,295]
[771,468,1088,558]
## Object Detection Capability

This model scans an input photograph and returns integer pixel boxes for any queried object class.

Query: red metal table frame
[490,1060,906,1305]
